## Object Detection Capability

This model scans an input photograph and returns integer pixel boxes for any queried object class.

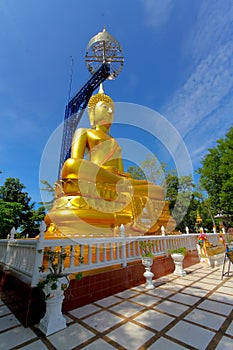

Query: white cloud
[141,0,174,28]
[160,1,233,169]
[164,40,233,134]
[184,91,233,167]
[184,0,233,64]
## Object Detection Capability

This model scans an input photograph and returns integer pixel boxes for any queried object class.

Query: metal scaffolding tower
[58,63,110,177]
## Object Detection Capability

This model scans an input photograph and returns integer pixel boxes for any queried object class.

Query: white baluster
[31,221,46,287]
[161,225,166,236]
[10,227,17,240]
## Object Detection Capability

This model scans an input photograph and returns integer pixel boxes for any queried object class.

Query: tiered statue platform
[45,192,175,238]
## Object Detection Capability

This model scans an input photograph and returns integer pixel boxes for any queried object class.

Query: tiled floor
[0,262,232,350]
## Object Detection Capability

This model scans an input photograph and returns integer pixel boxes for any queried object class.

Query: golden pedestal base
[44,194,176,238]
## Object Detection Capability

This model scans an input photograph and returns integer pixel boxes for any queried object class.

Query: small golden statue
[45,85,175,237]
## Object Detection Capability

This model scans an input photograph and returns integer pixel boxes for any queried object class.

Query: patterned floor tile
[109,301,144,318]
[166,320,215,350]
[146,288,174,298]
[191,281,218,290]
[225,320,233,336]
[179,275,200,282]
[20,340,49,350]
[171,278,194,286]
[0,326,36,350]
[82,338,117,350]
[208,292,233,305]
[115,289,139,299]
[107,322,154,349]
[130,293,161,306]
[48,323,95,350]
[201,277,221,283]
[156,282,184,292]
[82,310,123,332]
[134,309,175,331]
[69,304,101,319]
[0,305,11,317]
[0,313,20,332]
[182,286,209,297]
[131,285,146,292]
[184,309,226,330]
[217,286,233,295]
[0,264,232,350]
[148,337,188,350]
[215,335,233,350]
[95,295,121,307]
[154,300,189,316]
[198,299,233,315]
[169,292,200,305]
[64,314,73,324]
[223,280,233,288]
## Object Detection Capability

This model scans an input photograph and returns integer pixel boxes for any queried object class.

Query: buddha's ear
[88,108,95,128]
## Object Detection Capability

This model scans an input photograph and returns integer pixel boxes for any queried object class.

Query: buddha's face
[92,100,114,127]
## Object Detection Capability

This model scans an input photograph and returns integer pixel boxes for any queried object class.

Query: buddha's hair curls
[87,92,113,113]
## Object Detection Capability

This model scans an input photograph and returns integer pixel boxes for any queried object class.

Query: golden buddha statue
[45,85,175,237]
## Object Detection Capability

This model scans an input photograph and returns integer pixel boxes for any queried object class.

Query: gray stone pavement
[0,262,232,350]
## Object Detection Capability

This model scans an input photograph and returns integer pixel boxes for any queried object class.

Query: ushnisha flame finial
[98,83,104,94]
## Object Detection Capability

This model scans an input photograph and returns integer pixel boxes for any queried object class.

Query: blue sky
[1,0,233,204]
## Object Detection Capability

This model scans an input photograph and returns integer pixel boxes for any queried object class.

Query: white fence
[0,224,219,287]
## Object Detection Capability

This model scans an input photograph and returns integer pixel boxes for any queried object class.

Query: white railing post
[161,226,168,256]
[120,224,127,267]
[31,222,46,287]
[186,234,192,251]
[10,227,16,241]
[5,228,16,269]
[161,225,166,236]
[88,245,92,265]
[120,224,125,237]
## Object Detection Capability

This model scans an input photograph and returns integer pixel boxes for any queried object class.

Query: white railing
[0,223,220,287]
[0,237,38,285]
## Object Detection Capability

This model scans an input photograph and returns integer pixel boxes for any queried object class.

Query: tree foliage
[127,166,146,180]
[198,127,233,218]
[127,160,203,232]
[140,154,166,185]
[40,179,55,211]
[0,201,24,236]
[165,173,198,232]
[0,178,45,238]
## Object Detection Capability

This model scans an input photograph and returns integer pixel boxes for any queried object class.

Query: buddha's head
[88,84,114,128]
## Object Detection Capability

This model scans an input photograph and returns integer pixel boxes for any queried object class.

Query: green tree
[21,204,46,237]
[126,166,146,180]
[0,201,24,236]
[140,154,166,185]
[0,178,45,238]
[198,199,216,232]
[127,155,206,232]
[165,173,200,232]
[164,171,179,209]
[194,180,217,231]
[198,127,233,219]
[128,157,205,232]
[40,179,55,211]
